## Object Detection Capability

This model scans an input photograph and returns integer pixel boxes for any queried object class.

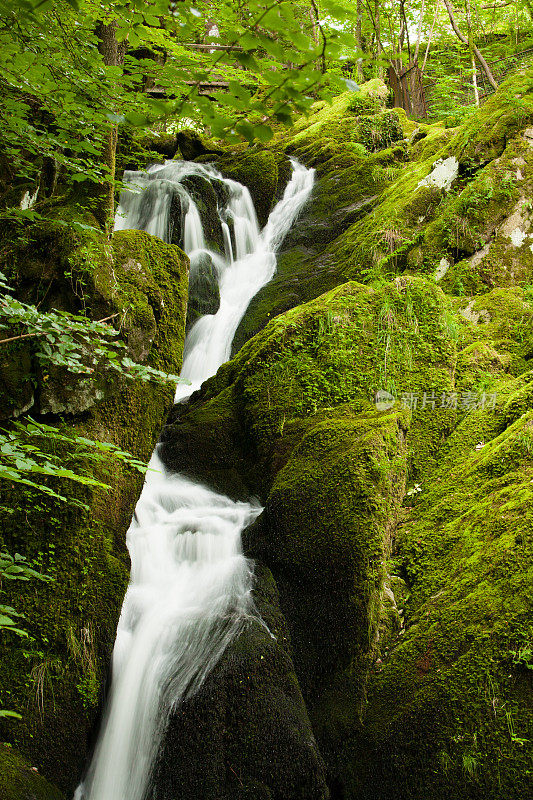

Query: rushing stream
[74,157,315,800]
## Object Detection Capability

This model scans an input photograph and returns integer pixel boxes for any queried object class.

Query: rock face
[0,743,63,800]
[157,71,533,799]
[153,564,329,800]
[0,218,189,795]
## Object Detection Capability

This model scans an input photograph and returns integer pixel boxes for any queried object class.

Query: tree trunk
[309,5,318,45]
[374,0,382,77]
[355,0,364,80]
[93,21,128,233]
[443,0,498,90]
[421,0,441,74]
[413,0,426,64]
[466,0,480,105]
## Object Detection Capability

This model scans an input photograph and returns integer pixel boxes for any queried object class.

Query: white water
[75,157,314,800]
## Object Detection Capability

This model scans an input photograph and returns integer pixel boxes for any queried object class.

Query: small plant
[0,418,147,507]
[505,709,529,746]
[0,547,51,720]
[510,642,533,671]
[0,270,181,385]
[462,752,478,779]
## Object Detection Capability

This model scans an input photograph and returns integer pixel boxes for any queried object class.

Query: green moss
[199,149,283,226]
[344,396,533,799]
[453,287,533,383]
[0,743,63,800]
[408,124,452,162]
[0,224,188,793]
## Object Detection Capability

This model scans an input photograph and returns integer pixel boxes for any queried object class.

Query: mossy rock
[0,224,188,794]
[200,149,283,227]
[284,82,389,155]
[233,68,533,323]
[245,403,409,717]
[169,276,457,496]
[0,744,63,800]
[186,251,221,330]
[0,220,188,418]
[449,66,533,167]
[344,395,533,799]
[453,287,533,382]
[176,129,222,161]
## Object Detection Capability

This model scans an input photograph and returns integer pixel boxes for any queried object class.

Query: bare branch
[442,0,498,89]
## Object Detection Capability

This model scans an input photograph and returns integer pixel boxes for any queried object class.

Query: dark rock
[176,130,222,161]
[152,564,329,800]
[186,251,221,330]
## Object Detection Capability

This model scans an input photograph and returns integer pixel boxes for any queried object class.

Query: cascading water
[75,157,315,800]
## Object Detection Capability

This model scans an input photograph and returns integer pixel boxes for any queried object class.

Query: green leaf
[125,111,150,127]
[0,710,22,719]
[254,124,273,143]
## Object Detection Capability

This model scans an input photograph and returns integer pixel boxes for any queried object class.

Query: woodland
[0,0,533,799]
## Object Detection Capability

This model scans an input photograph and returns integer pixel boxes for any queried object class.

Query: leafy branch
[0,546,51,720]
[0,272,180,385]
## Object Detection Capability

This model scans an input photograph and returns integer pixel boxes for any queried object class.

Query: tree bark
[355,0,364,80]
[413,0,426,64]
[93,21,128,233]
[443,0,498,90]
[374,0,383,77]
[421,0,441,74]
[465,0,480,105]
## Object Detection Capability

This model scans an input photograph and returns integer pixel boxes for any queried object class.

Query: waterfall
[75,157,315,800]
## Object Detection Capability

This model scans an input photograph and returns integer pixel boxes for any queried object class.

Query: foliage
[0,547,51,720]
[0,418,147,507]
[0,271,180,385]
[0,0,356,209]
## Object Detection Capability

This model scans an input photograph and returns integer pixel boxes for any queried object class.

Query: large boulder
[0,744,63,800]
[0,218,188,794]
[153,564,329,800]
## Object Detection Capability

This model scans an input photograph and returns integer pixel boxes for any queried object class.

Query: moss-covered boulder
[165,277,456,490]
[244,404,409,760]
[450,68,533,168]
[0,744,63,800]
[0,221,188,794]
[345,385,533,800]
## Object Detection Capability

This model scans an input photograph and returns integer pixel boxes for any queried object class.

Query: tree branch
[442,0,498,89]
[0,313,120,346]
